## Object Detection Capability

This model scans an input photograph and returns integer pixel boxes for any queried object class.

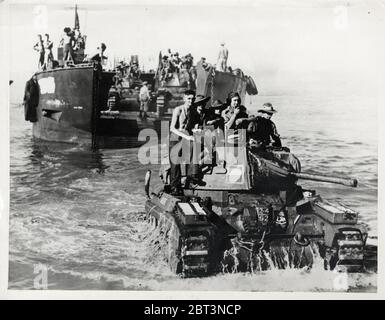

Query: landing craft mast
[74,4,80,30]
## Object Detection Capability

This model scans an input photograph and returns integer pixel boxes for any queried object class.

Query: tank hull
[145,188,375,276]
[144,140,376,276]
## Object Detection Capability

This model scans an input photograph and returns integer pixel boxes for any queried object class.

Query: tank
[144,135,377,277]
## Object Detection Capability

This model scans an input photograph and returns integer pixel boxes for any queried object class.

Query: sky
[4,0,385,102]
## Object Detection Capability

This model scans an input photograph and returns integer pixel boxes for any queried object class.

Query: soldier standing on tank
[247,104,301,173]
[184,95,211,184]
[169,90,198,195]
[205,100,226,129]
[222,92,249,131]
[247,103,282,148]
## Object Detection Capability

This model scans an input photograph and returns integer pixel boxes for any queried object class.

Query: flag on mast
[74,4,80,30]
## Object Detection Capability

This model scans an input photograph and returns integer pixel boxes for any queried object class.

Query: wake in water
[142,219,377,292]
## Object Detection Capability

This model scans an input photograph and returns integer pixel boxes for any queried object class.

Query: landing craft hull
[33,66,149,148]
[33,66,95,144]
[152,64,255,113]
[196,66,248,103]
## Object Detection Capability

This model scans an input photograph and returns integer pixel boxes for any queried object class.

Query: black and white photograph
[1,0,383,295]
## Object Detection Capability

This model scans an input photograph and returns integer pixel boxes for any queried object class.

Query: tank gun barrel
[291,172,358,187]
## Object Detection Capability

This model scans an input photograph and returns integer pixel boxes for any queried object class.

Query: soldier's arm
[222,109,236,130]
[234,109,250,127]
[271,122,282,147]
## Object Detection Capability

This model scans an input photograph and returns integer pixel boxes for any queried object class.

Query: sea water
[8,89,378,291]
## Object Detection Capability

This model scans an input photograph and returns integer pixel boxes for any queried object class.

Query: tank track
[146,200,217,278]
[325,229,366,272]
[180,228,213,276]
[145,194,376,275]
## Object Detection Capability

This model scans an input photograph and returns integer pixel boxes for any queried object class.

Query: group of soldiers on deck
[33,34,55,70]
[167,90,281,195]
[33,27,87,70]
[114,59,143,85]
[33,26,117,70]
[158,50,195,83]
[156,43,232,88]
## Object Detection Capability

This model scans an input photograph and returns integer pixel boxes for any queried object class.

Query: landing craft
[144,136,377,277]
[24,6,258,149]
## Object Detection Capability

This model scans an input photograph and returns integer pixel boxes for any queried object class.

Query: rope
[91,62,100,150]
[210,67,215,103]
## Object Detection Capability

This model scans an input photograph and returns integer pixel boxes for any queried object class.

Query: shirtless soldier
[169,90,196,195]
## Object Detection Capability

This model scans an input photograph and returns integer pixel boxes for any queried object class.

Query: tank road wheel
[148,215,158,229]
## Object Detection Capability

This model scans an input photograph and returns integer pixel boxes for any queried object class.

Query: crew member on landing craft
[90,43,108,65]
[139,81,151,118]
[196,57,211,71]
[23,74,40,123]
[60,27,75,65]
[33,34,45,70]
[43,33,54,70]
[216,42,228,72]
